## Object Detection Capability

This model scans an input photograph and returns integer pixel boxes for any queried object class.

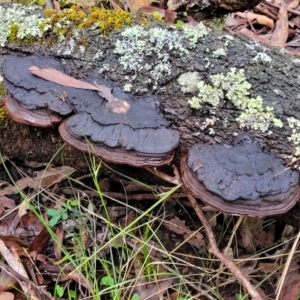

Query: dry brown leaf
[29,66,100,91]
[239,217,275,252]
[257,262,279,273]
[0,292,14,300]
[163,217,204,249]
[0,240,39,300]
[21,211,44,233]
[237,27,271,44]
[270,2,289,48]
[8,201,29,235]
[0,166,75,197]
[288,0,299,9]
[0,197,15,209]
[236,12,274,28]
[30,66,130,113]
[28,227,50,254]
[125,0,156,14]
[138,279,174,300]
[278,255,300,300]
[225,13,246,27]
[54,227,64,260]
[139,6,165,17]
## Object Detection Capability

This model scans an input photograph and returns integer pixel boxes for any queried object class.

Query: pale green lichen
[287,117,300,156]
[187,68,282,132]
[182,23,209,47]
[123,83,132,92]
[114,25,187,83]
[188,81,223,109]
[114,23,208,85]
[218,34,234,47]
[177,72,201,93]
[0,4,45,46]
[212,48,227,58]
[252,52,272,64]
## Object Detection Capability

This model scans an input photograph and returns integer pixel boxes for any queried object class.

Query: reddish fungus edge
[4,95,62,128]
[180,156,300,217]
[58,120,175,167]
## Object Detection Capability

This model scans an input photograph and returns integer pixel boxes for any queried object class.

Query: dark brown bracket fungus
[181,134,300,216]
[1,55,180,167]
[58,87,180,166]
[2,56,74,116]
[4,95,62,127]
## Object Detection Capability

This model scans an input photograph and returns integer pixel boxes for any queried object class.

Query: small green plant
[54,284,64,297]
[46,199,80,226]
[101,275,140,300]
[53,284,77,299]
[235,293,248,300]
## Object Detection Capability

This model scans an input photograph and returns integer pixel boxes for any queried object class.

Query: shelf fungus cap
[181,135,300,216]
[1,55,74,122]
[4,94,62,127]
[59,88,180,167]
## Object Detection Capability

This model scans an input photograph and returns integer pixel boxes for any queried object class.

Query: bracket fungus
[58,87,180,166]
[1,55,180,167]
[2,55,74,116]
[181,134,300,216]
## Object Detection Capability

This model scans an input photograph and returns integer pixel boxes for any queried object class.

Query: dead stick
[185,191,262,300]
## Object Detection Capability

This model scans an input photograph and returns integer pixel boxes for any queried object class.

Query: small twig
[245,11,258,35]
[62,188,186,201]
[255,4,278,20]
[144,166,181,185]
[185,192,263,300]
[262,0,300,17]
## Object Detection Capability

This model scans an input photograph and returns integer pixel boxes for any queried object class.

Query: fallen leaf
[29,66,131,113]
[236,27,271,44]
[28,227,50,254]
[236,12,274,28]
[125,0,157,14]
[0,166,75,197]
[278,255,300,300]
[0,292,14,300]
[163,217,204,250]
[270,2,289,48]
[0,197,15,209]
[29,66,100,91]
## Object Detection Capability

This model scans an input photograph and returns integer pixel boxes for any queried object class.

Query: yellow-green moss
[0,103,30,135]
[0,103,12,127]
[80,8,133,34]
[7,22,19,42]
[8,22,36,46]
[0,82,6,96]
[42,6,133,35]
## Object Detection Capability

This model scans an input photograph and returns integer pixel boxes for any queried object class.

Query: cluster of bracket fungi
[2,55,300,217]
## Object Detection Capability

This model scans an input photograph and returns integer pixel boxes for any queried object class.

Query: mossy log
[1,4,299,167]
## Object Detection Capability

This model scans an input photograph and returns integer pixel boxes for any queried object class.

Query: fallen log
[2,4,300,224]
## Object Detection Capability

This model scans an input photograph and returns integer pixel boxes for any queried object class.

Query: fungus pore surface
[181,134,300,216]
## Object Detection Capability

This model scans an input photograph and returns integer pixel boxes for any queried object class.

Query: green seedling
[46,199,79,226]
[101,275,139,300]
